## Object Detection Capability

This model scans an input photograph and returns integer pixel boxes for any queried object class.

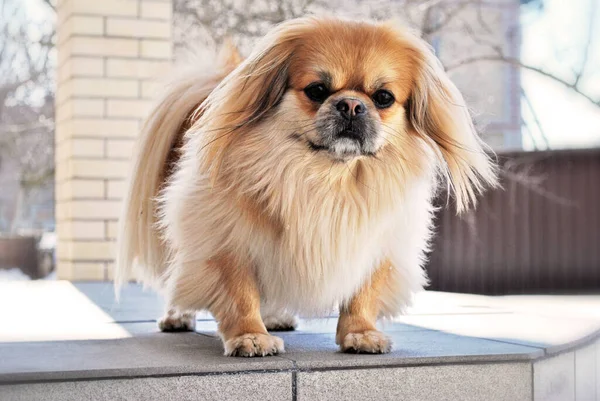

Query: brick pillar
[55,0,173,280]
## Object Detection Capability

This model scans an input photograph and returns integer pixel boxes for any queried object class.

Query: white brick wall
[55,0,173,280]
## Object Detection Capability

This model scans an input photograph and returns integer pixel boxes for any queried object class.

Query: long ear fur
[404,33,498,213]
[191,19,315,181]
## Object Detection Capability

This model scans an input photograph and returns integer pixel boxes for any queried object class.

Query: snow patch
[0,268,31,281]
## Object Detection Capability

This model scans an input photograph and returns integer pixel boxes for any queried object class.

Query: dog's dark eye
[372,90,395,109]
[304,83,330,103]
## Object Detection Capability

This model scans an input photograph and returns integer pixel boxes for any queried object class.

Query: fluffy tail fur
[114,42,243,290]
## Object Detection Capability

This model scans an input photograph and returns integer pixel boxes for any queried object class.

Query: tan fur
[158,309,196,332]
[115,44,243,288]
[336,260,393,353]
[116,17,497,357]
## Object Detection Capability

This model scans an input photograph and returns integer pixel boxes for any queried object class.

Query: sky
[521,0,600,149]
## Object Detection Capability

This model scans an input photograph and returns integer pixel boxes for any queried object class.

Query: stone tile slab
[0,281,131,342]
[195,317,427,334]
[407,291,511,315]
[297,362,532,401]
[488,295,600,321]
[74,282,215,322]
[0,331,293,383]
[2,372,292,401]
[396,312,600,354]
[597,339,600,401]
[74,282,165,322]
[575,343,597,401]
[534,351,576,401]
[1,281,599,399]
[272,329,543,370]
[0,321,542,384]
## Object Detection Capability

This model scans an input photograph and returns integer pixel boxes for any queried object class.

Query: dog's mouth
[301,135,376,161]
[336,129,363,143]
[307,140,329,152]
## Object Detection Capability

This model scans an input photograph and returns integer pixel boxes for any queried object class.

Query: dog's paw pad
[158,312,196,332]
[341,330,392,354]
[224,333,284,357]
[263,314,298,331]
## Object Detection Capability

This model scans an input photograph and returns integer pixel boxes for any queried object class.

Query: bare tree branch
[573,0,596,87]
[41,0,55,11]
[446,55,600,107]
[422,1,470,38]
[499,168,576,208]
[520,87,550,149]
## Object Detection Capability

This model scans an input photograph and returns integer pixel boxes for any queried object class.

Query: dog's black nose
[336,98,366,119]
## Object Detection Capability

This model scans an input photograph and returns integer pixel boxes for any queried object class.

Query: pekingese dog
[116,17,497,357]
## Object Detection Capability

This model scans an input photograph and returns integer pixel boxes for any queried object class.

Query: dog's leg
[167,253,284,357]
[216,270,285,356]
[158,308,196,332]
[335,260,393,353]
[261,304,297,332]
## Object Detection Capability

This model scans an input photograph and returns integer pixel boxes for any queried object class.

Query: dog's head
[195,17,497,212]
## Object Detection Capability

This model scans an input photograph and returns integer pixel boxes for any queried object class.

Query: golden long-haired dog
[116,17,497,357]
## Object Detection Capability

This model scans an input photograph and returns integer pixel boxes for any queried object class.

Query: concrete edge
[2,330,597,387]
[533,327,600,360]
[0,349,544,386]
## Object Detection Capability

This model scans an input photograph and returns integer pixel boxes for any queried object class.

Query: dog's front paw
[340,330,392,354]
[224,333,284,357]
[158,311,196,332]
[263,313,297,331]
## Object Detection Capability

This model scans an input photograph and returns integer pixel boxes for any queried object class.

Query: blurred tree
[0,0,55,233]
[520,0,543,8]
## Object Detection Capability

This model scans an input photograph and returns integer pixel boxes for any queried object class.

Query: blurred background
[0,0,598,294]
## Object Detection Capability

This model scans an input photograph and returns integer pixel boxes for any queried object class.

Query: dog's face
[198,18,497,212]
[284,26,417,162]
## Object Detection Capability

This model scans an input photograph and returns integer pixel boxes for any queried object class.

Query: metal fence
[426,148,600,295]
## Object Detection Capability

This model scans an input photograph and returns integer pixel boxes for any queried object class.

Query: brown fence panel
[426,148,600,295]
[0,236,39,279]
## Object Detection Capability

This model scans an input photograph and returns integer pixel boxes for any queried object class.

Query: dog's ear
[217,38,244,71]
[216,36,290,129]
[406,36,498,213]
[203,21,316,128]
[195,20,311,178]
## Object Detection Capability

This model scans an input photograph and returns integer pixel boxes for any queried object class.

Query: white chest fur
[246,175,435,316]
[160,145,436,318]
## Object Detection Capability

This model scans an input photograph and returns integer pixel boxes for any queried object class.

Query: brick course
[56,0,173,280]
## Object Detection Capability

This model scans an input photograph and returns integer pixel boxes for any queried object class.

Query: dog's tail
[114,42,243,291]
